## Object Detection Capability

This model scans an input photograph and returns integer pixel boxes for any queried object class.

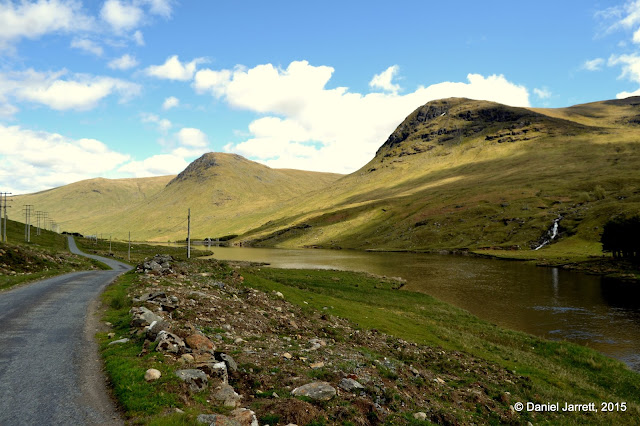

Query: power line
[23,205,33,243]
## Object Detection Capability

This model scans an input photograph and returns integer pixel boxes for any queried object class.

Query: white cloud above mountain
[0,69,141,111]
[0,124,129,194]
[195,60,530,173]
[146,55,206,81]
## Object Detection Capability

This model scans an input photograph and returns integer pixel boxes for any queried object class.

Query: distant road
[0,237,130,425]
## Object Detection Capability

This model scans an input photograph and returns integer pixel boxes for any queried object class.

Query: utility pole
[2,193,9,243]
[23,205,32,243]
[109,234,112,254]
[128,231,131,262]
[187,208,191,259]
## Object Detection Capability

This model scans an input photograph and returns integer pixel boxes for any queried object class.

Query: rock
[186,334,215,353]
[181,354,195,363]
[310,362,324,369]
[230,408,258,426]
[338,378,364,392]
[283,352,293,359]
[107,332,115,339]
[145,320,169,341]
[434,377,445,385]
[413,412,427,421]
[175,369,208,392]
[215,352,238,372]
[213,383,242,407]
[196,414,241,425]
[108,338,129,345]
[291,381,336,401]
[145,368,161,382]
[130,306,167,328]
[274,291,284,298]
[196,361,228,384]
[233,337,244,344]
[156,331,186,354]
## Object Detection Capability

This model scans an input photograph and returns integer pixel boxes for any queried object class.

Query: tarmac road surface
[0,237,130,425]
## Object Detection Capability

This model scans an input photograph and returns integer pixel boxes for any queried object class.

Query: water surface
[200,246,640,371]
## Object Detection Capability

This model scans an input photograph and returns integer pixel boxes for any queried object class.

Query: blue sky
[1,0,640,194]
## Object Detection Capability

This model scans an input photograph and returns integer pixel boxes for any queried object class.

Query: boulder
[186,334,215,353]
[196,414,241,425]
[291,381,336,401]
[107,338,129,346]
[213,383,242,407]
[196,360,228,384]
[130,306,167,328]
[145,368,161,382]
[230,408,258,426]
[338,378,364,392]
[175,369,208,392]
[156,331,186,354]
[215,352,238,373]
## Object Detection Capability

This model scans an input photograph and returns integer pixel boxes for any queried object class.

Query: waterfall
[534,217,561,251]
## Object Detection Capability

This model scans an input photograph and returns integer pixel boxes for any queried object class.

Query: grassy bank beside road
[0,219,106,291]
[98,250,640,424]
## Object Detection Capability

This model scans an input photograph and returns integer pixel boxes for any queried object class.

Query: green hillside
[237,97,640,261]
[14,153,343,242]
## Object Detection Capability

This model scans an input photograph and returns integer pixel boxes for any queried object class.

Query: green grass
[0,218,107,291]
[239,266,640,424]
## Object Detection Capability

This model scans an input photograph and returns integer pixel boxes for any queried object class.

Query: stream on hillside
[174,245,640,371]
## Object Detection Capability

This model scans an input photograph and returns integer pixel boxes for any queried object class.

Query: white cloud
[143,0,173,18]
[70,38,103,56]
[176,127,208,147]
[0,124,129,194]
[108,54,139,70]
[196,60,530,174]
[118,154,188,177]
[146,55,206,81]
[141,112,172,132]
[369,65,401,94]
[583,58,605,71]
[133,29,145,46]
[0,0,93,49]
[118,125,210,178]
[162,96,179,110]
[609,53,640,82]
[533,87,552,99]
[0,69,141,111]
[100,0,144,33]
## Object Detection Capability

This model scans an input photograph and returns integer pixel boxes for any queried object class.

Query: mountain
[237,97,640,256]
[14,153,342,241]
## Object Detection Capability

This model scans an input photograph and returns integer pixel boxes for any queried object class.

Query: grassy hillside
[237,97,640,262]
[14,153,343,242]
[0,218,104,290]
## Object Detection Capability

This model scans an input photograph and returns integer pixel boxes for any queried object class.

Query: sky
[1,0,640,195]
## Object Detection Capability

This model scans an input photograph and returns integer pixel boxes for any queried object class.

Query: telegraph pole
[187,208,191,259]
[23,205,32,242]
[2,193,9,242]
[128,231,131,262]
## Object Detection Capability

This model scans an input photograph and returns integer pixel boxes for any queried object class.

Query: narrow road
[0,237,130,425]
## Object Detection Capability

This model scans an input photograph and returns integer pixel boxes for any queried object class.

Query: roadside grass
[239,266,640,424]
[75,237,208,266]
[99,271,205,423]
[0,218,106,291]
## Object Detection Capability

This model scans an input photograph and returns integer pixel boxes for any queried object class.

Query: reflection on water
[199,246,640,371]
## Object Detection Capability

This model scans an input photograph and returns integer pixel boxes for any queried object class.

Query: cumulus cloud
[118,125,210,177]
[533,87,552,99]
[118,154,188,177]
[141,112,172,132]
[108,54,139,70]
[583,58,605,71]
[70,38,103,56]
[100,0,144,33]
[369,65,401,94]
[176,127,208,147]
[143,0,173,18]
[146,55,206,81]
[0,0,94,49]
[0,69,141,111]
[609,53,640,82]
[133,29,145,46]
[194,60,530,173]
[0,124,129,194]
[162,96,179,110]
